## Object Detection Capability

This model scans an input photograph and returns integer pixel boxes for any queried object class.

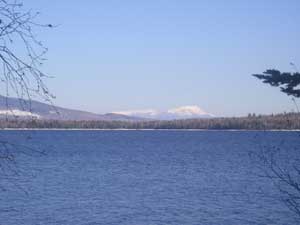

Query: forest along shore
[0,112,300,130]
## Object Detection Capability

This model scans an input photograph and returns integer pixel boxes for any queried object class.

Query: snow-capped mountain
[0,95,141,121]
[0,95,213,121]
[114,105,213,120]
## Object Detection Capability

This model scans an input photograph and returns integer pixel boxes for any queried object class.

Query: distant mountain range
[0,95,213,121]
[0,95,140,121]
[114,105,213,120]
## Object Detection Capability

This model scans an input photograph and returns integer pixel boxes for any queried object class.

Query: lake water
[0,130,299,225]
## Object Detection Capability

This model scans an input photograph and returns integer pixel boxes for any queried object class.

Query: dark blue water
[0,130,299,225]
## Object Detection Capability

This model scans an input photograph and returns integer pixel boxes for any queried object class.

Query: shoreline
[1,128,300,132]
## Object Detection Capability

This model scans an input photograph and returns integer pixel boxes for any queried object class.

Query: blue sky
[25,0,300,116]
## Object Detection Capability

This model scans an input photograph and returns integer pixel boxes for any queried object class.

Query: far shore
[1,128,300,132]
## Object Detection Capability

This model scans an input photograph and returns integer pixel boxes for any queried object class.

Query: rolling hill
[0,95,141,121]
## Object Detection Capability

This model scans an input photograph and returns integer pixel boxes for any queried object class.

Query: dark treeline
[1,112,300,130]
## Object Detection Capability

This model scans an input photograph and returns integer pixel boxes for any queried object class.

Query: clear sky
[24,0,300,116]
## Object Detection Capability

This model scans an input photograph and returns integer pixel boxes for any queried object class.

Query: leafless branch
[0,0,53,191]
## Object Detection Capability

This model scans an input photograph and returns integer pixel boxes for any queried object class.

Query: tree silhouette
[0,0,54,106]
[253,68,300,220]
[253,69,300,97]
[0,0,53,191]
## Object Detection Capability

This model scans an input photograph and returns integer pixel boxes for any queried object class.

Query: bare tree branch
[0,0,53,191]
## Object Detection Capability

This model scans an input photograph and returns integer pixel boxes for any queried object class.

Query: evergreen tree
[253,69,300,97]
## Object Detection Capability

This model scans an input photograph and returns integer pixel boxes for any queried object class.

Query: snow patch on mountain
[167,105,211,116]
[114,109,159,117]
[114,105,213,120]
[0,109,41,118]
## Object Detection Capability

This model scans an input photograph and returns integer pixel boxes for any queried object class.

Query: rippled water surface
[0,130,299,225]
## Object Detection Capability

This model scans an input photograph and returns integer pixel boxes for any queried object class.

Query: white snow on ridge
[114,105,213,120]
[0,109,41,118]
[167,105,209,116]
[113,109,159,117]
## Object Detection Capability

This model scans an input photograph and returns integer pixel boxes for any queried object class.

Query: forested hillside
[1,112,300,130]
